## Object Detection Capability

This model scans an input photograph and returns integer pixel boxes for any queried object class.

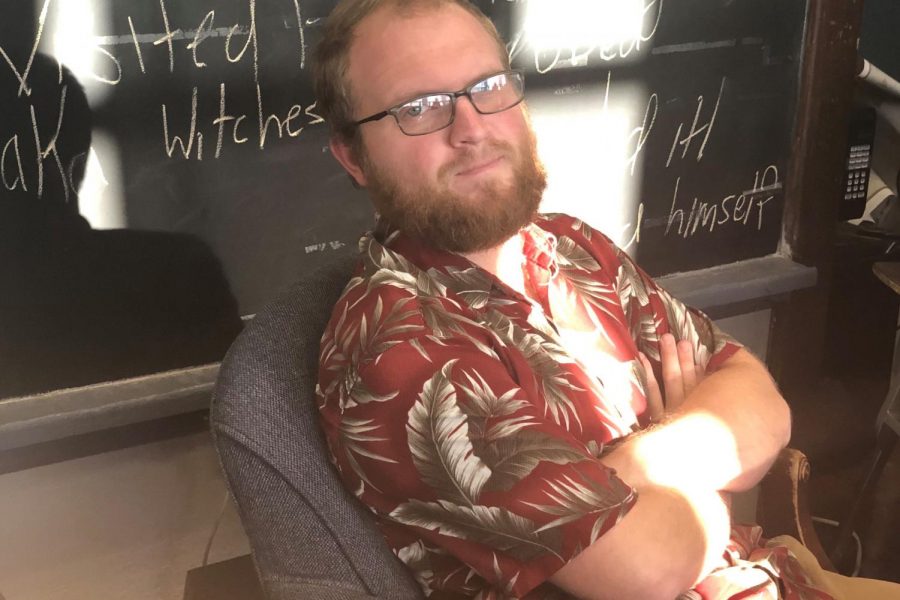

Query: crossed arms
[551,335,792,600]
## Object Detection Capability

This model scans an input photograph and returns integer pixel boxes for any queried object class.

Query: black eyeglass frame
[349,69,526,136]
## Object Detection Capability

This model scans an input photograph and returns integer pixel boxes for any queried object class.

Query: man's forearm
[550,484,731,600]
[605,348,791,493]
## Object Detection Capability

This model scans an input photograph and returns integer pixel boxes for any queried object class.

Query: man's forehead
[346,3,504,107]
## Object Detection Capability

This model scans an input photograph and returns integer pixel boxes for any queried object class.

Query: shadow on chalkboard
[0,53,242,399]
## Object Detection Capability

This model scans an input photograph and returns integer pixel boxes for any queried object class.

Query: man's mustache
[439,141,516,179]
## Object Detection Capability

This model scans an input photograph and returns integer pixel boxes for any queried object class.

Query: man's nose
[448,96,488,146]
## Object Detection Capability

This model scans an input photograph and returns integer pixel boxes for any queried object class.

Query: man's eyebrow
[390,70,501,105]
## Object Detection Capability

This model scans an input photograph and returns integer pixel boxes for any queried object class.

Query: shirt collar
[521,221,560,286]
[360,216,560,304]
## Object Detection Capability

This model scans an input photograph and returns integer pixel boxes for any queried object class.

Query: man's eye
[404,104,425,117]
[398,96,450,120]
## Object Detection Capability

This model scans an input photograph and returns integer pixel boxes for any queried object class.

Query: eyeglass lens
[395,72,523,135]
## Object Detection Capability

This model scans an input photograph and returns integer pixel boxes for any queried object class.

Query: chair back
[211,252,423,600]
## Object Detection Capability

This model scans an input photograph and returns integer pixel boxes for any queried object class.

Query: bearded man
[313,1,899,598]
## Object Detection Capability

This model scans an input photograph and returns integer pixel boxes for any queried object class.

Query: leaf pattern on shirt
[407,360,492,506]
[408,337,434,363]
[397,540,438,596]
[616,257,660,361]
[439,563,486,598]
[480,432,592,493]
[320,294,421,411]
[630,358,650,401]
[522,470,636,543]
[453,370,592,493]
[556,236,601,271]
[556,236,620,320]
[632,312,663,361]
[657,286,716,367]
[615,252,652,309]
[338,417,398,494]
[434,266,495,311]
[457,370,533,439]
[474,553,521,600]
[565,215,594,241]
[389,499,564,562]
[485,311,584,433]
[364,239,418,278]
[420,297,498,358]
[363,268,421,296]
[362,239,452,300]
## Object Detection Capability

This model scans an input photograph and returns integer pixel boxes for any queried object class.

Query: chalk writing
[664,165,780,238]
[186,11,216,69]
[1,135,27,192]
[127,17,146,74]
[305,240,347,254]
[0,0,800,282]
[0,77,81,202]
[666,77,725,168]
[509,0,664,74]
[626,93,658,176]
[0,0,51,97]
[13,0,328,160]
[155,0,178,73]
[620,202,645,251]
[2,0,325,163]
[291,0,308,70]
[0,0,334,206]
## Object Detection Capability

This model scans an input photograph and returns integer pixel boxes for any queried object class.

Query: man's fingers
[659,333,685,408]
[653,333,707,420]
[639,352,664,422]
[676,339,697,394]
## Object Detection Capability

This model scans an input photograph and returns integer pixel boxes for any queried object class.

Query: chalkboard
[0,0,807,397]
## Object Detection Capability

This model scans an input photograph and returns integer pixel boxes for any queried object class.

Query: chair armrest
[755,448,836,572]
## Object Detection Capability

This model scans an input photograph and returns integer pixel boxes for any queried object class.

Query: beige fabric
[768,535,900,599]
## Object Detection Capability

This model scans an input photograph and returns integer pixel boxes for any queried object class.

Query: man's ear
[329,136,368,187]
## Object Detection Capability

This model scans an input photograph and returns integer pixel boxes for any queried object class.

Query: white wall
[0,433,249,600]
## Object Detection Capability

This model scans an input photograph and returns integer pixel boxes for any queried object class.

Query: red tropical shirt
[316,213,833,600]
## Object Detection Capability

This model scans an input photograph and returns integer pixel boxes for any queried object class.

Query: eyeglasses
[350,70,525,137]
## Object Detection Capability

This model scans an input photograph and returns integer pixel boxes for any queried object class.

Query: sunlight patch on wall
[514,0,661,71]
[528,79,650,252]
[79,131,126,229]
[44,0,116,105]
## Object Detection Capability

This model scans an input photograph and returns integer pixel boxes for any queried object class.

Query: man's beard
[359,132,547,253]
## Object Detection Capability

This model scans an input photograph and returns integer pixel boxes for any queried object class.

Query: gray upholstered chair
[211,251,423,600]
[211,253,832,600]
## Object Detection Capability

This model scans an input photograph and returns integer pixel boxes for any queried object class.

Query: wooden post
[768,0,866,390]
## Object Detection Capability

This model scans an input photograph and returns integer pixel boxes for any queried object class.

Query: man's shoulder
[326,261,425,323]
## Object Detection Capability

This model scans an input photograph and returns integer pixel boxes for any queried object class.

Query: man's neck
[460,232,528,298]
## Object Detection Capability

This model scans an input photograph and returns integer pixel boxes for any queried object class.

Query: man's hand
[618,347,791,494]
[640,334,735,511]
[552,341,789,599]
[640,333,706,422]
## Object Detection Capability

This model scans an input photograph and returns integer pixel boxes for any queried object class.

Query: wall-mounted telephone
[841,107,877,221]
